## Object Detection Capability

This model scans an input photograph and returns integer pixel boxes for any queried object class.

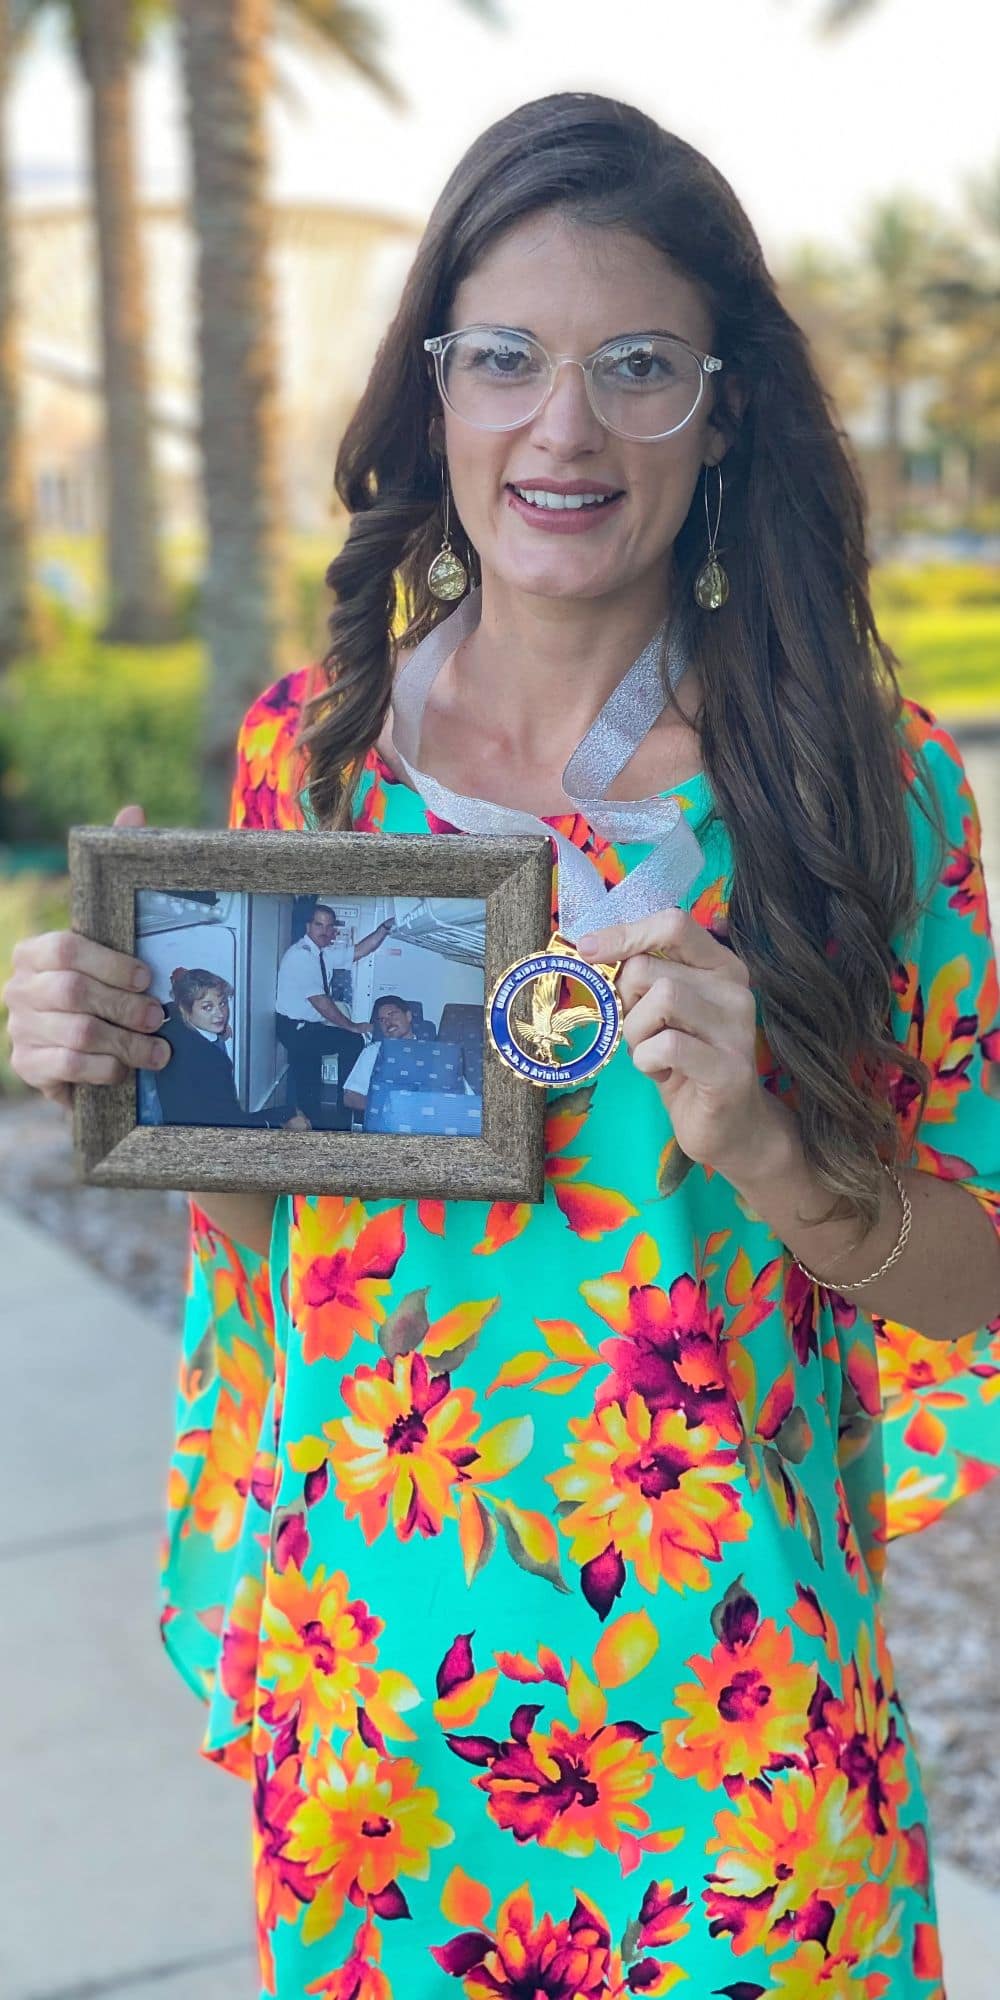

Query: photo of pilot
[275,901,393,1128]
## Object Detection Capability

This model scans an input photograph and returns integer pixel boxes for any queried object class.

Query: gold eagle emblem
[510,967,602,1066]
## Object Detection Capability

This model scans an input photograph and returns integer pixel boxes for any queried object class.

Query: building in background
[11,191,419,543]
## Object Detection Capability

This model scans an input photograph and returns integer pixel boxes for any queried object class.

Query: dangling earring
[427,462,469,602]
[693,462,730,611]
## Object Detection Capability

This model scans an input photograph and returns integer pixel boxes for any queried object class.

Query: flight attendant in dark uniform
[154,967,304,1128]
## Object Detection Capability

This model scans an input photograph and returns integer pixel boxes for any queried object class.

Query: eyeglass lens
[439,329,705,439]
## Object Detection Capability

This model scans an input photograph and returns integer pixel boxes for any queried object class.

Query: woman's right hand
[2,803,170,1109]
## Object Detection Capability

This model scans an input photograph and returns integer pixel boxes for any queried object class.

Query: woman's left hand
[576,907,776,1183]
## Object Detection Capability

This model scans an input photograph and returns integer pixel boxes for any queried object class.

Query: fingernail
[145,1003,165,1029]
[152,1041,170,1066]
[576,934,597,952]
[133,965,151,990]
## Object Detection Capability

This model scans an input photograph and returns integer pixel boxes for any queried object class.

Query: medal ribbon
[389,588,706,941]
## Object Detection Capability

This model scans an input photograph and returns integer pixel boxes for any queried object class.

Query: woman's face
[440,211,727,609]
[186,987,230,1036]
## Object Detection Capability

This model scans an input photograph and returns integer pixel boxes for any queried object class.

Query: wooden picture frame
[69,826,553,1202]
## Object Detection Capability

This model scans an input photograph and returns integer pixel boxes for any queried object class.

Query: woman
[151,965,307,1130]
[5,94,1000,2000]
[151,967,239,1126]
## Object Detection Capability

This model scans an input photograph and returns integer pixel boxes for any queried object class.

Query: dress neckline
[365,742,710,829]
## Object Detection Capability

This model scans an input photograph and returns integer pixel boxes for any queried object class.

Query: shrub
[0,627,204,843]
[873,563,1000,615]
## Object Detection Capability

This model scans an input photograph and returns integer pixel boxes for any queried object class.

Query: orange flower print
[176,1332,272,1551]
[806,1621,910,1874]
[432,1876,690,2000]
[432,1884,613,1998]
[704,1764,867,1956]
[282,1733,453,1944]
[231,669,312,830]
[252,1745,318,1976]
[219,1572,265,1737]
[550,1394,749,1616]
[543,1085,640,1243]
[766,1877,903,1998]
[891,953,986,1170]
[325,1352,532,1543]
[440,1616,676,1866]
[290,1197,406,1365]
[662,1579,816,1789]
[257,1563,417,1747]
[304,1917,391,2000]
[942,804,991,936]
[876,1320,980,1458]
[451,1703,657,1859]
[583,1245,741,1442]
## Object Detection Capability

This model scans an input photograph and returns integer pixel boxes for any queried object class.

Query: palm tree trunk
[177,0,289,825]
[881,316,905,546]
[0,0,34,668]
[75,0,170,641]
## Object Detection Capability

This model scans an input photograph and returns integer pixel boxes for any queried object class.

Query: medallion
[487,931,623,1089]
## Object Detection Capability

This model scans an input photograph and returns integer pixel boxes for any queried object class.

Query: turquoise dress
[160,667,1000,2000]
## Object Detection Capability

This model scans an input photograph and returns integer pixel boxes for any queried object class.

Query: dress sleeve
[876,707,1000,1538]
[159,670,312,1722]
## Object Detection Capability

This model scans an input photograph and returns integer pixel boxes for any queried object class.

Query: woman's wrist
[717,1095,899,1283]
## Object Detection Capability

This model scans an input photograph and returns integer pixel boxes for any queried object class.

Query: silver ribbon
[389,587,705,940]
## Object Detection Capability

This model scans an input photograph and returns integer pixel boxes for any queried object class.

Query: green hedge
[0,625,204,843]
[872,563,1000,615]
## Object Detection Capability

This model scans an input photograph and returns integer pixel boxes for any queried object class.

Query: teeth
[512,487,616,510]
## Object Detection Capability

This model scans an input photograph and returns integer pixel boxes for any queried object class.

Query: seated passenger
[342,994,416,1119]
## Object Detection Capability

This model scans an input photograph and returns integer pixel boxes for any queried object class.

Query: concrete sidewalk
[0,1198,997,1999]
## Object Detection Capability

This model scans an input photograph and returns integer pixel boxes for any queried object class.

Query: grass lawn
[881,607,1000,720]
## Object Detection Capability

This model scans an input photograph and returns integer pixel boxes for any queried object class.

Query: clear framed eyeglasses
[423,324,723,442]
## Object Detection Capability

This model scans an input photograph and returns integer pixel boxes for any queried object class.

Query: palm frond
[817,0,879,30]
[275,0,404,108]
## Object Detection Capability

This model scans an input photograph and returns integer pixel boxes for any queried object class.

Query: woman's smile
[505,478,626,534]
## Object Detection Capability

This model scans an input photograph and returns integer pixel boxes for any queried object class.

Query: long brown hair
[301,91,945,1234]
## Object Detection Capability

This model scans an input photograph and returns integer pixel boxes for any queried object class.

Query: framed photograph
[69,827,553,1202]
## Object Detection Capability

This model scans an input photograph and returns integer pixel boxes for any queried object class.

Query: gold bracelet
[794,1162,911,1291]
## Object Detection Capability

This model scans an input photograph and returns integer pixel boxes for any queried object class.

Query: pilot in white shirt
[274,902,393,1127]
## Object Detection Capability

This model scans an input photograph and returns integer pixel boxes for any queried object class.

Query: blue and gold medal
[487,930,623,1090]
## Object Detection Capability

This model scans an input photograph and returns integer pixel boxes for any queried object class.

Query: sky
[7,0,997,264]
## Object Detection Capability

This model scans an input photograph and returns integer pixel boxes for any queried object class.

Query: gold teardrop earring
[693,462,730,611]
[427,462,469,602]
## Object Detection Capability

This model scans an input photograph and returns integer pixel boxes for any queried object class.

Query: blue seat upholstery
[382,1088,482,1137]
[364,1038,471,1133]
[438,1002,486,1093]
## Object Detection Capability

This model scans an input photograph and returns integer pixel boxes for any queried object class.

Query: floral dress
[160,666,1000,2000]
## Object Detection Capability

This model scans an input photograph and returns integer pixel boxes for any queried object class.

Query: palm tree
[0,0,34,667]
[13,0,171,640]
[922,160,1000,512]
[848,198,947,543]
[818,0,877,23]
[176,0,294,821]
[74,0,171,637]
[177,0,502,822]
